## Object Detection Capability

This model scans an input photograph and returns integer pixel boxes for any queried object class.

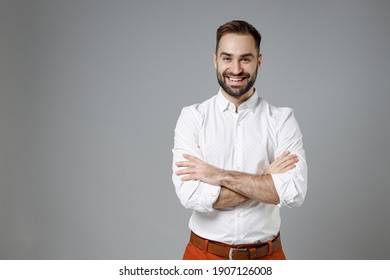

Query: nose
[231,59,242,75]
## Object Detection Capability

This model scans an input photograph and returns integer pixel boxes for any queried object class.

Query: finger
[183,154,201,162]
[280,164,296,173]
[278,153,296,162]
[175,161,193,167]
[267,156,298,174]
[183,154,195,160]
[175,168,194,176]
[273,152,292,165]
[271,154,296,169]
[277,154,297,166]
[279,157,299,169]
[279,158,299,171]
[275,151,290,160]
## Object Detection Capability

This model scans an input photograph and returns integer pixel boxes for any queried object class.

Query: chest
[198,111,277,174]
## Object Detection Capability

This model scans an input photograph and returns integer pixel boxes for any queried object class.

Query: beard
[216,66,258,98]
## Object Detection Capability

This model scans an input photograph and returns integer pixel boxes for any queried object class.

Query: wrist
[217,169,227,186]
[219,169,237,188]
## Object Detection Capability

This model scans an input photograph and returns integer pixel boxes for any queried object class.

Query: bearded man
[172,20,308,260]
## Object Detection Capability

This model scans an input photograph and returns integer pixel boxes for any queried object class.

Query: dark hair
[216,20,262,53]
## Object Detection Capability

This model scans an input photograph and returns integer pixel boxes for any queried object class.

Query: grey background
[1,0,389,259]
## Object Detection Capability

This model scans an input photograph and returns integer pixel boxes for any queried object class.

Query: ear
[213,53,217,69]
[258,53,263,67]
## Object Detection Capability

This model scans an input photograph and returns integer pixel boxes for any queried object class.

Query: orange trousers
[183,240,286,260]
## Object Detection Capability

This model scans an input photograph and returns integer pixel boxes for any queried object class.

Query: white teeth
[228,77,244,82]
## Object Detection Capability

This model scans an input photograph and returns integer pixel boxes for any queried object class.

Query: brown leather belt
[190,231,281,260]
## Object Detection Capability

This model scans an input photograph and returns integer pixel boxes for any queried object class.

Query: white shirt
[172,90,308,244]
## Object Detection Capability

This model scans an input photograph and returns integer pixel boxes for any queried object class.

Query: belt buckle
[229,248,249,260]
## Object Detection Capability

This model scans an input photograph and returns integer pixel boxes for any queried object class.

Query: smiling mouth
[227,77,245,82]
[225,75,247,83]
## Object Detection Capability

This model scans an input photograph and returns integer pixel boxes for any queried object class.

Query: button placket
[235,115,243,172]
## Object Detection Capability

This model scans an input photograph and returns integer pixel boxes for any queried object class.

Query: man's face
[214,33,262,98]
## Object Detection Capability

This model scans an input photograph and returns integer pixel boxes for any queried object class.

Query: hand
[175,154,223,186]
[264,151,298,175]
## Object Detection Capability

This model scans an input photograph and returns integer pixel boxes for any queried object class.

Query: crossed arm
[175,151,298,209]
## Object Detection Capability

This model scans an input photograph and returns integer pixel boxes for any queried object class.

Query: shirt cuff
[200,183,221,213]
[270,172,303,208]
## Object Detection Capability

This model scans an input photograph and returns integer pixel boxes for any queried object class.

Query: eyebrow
[219,52,255,58]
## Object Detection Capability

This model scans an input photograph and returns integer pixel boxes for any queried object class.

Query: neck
[221,87,255,111]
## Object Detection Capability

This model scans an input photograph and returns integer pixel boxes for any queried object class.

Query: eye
[222,57,231,62]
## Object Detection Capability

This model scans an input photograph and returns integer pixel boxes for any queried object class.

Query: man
[172,20,307,260]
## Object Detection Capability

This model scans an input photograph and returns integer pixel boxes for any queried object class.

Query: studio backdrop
[1,0,389,259]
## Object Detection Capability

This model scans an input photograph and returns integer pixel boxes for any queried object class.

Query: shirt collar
[216,89,259,113]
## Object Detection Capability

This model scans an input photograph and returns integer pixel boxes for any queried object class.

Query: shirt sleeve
[270,109,308,208]
[172,106,221,213]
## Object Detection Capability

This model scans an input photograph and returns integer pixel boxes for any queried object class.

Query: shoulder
[259,97,294,118]
[175,94,217,132]
[258,97,296,130]
[179,94,217,121]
